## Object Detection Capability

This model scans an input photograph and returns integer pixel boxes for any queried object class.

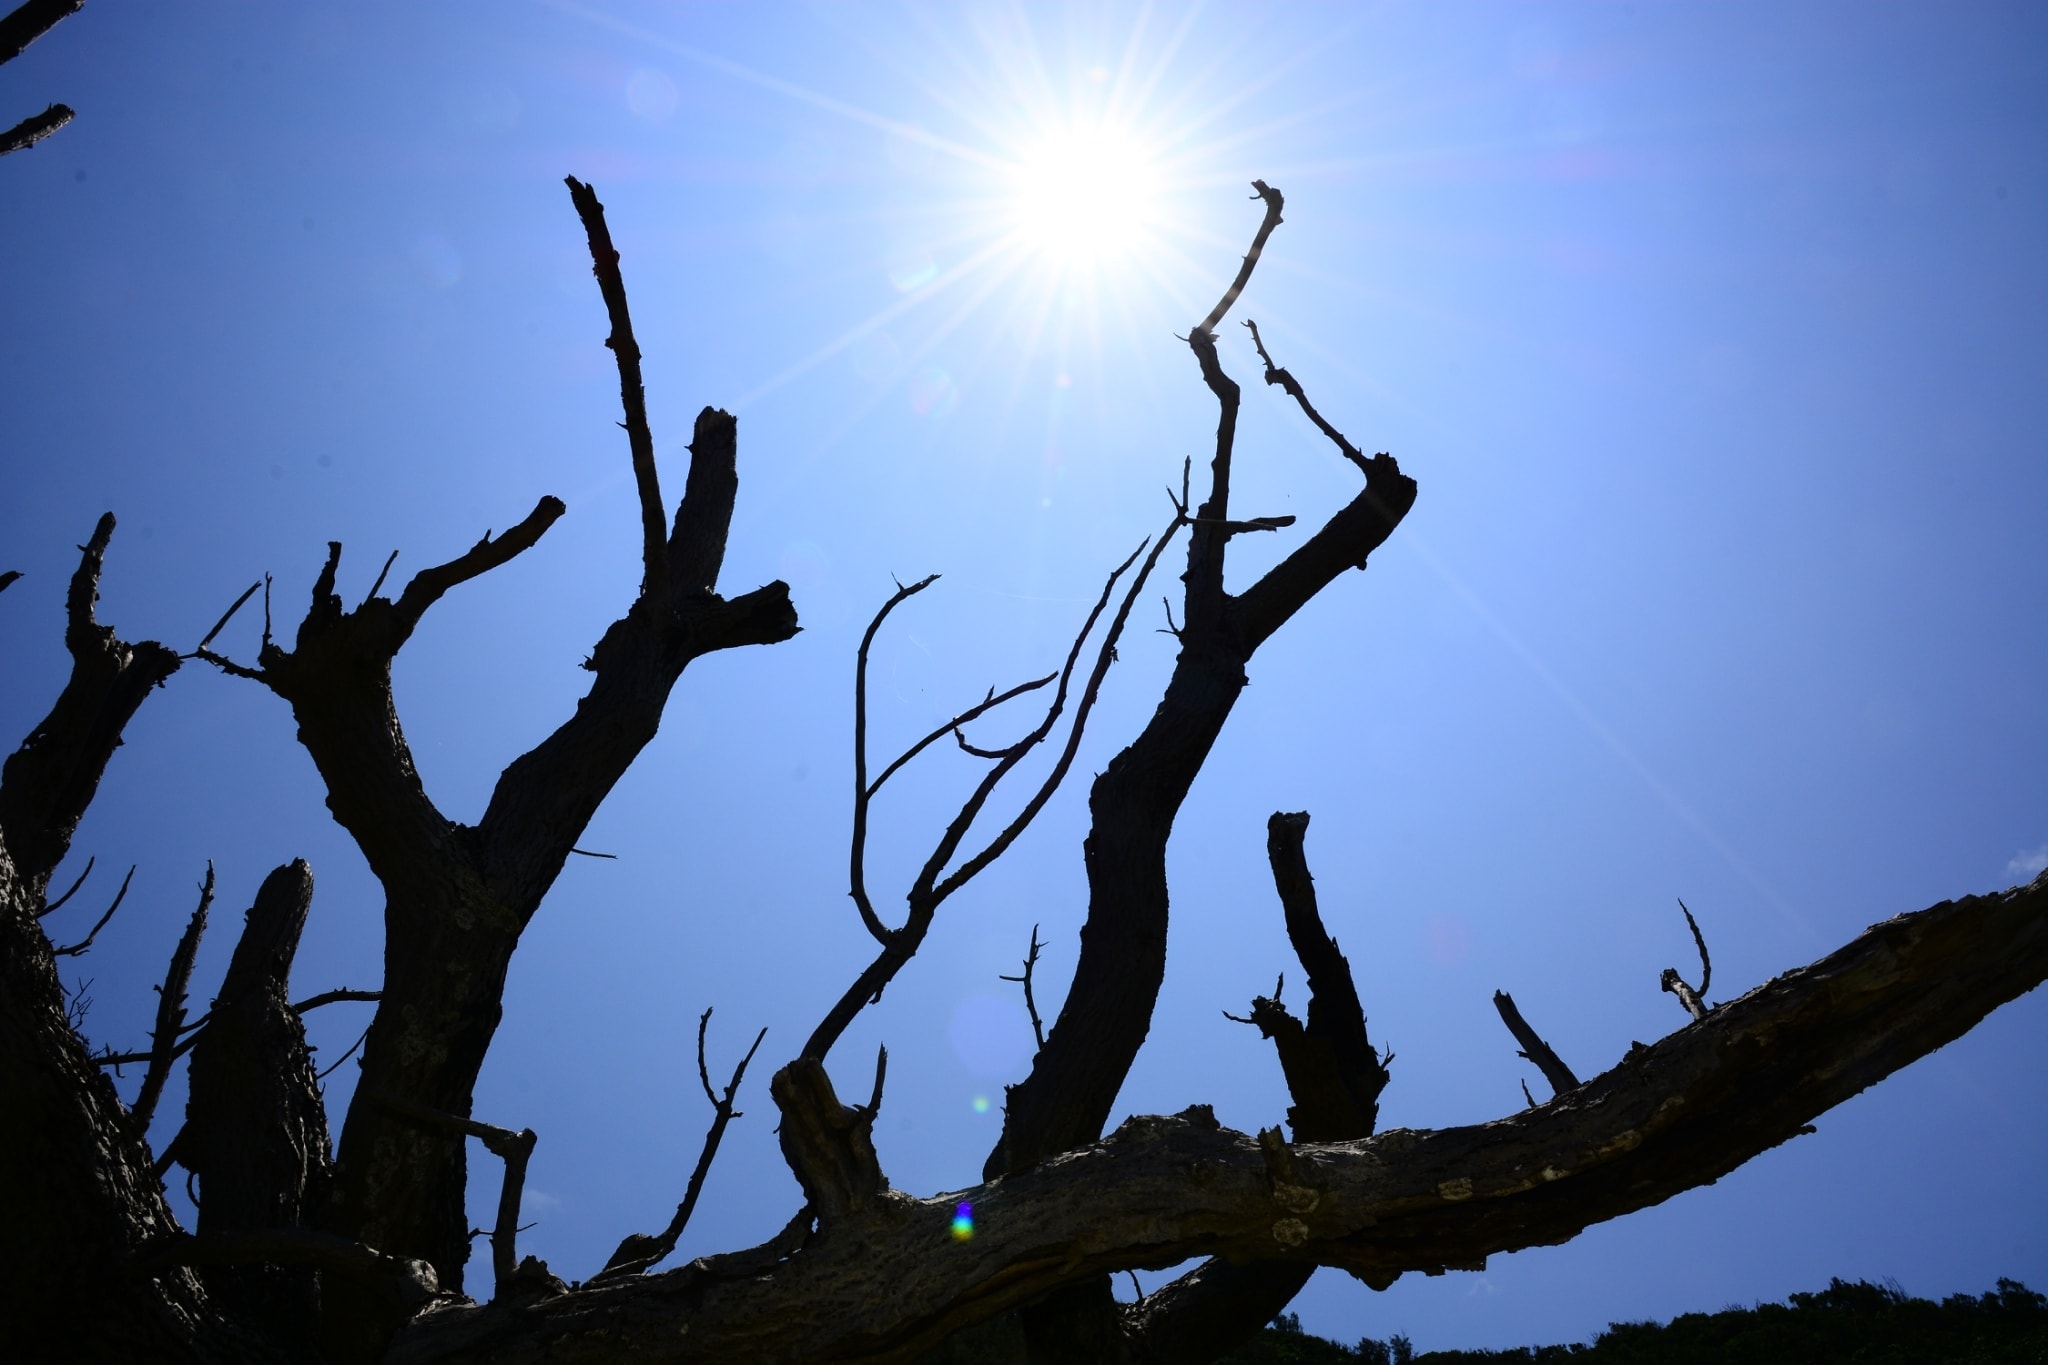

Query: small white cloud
[2007,846,2048,880]
[523,1188,563,1213]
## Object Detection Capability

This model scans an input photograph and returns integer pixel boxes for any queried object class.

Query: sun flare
[1007,123,1162,267]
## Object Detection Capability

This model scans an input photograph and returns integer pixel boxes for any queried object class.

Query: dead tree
[0,178,2042,1365]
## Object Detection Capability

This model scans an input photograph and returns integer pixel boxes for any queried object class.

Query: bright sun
[1008,124,1162,267]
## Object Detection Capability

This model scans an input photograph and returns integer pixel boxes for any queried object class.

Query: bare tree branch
[291,987,381,1013]
[1196,181,1285,337]
[849,573,939,944]
[565,175,668,606]
[1493,989,1581,1098]
[1244,319,1372,475]
[0,0,83,65]
[804,525,1175,1064]
[194,580,262,655]
[1661,898,1712,1022]
[130,865,214,1134]
[0,102,70,154]
[998,924,1047,1052]
[51,861,131,956]
[595,1010,768,1281]
[37,851,92,916]
[391,498,567,642]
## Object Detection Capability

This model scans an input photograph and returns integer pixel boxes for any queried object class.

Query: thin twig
[131,865,214,1132]
[361,549,398,604]
[1492,989,1580,1097]
[1244,318,1372,476]
[292,988,381,1013]
[52,863,134,957]
[195,580,262,654]
[998,924,1047,1051]
[568,847,618,859]
[860,1042,888,1120]
[849,573,941,943]
[38,854,94,917]
[313,1023,370,1081]
[804,520,1180,1063]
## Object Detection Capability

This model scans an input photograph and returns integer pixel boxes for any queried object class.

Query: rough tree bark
[2,174,2041,1365]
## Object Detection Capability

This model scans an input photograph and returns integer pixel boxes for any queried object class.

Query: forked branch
[594,1009,768,1281]
[805,522,1179,1063]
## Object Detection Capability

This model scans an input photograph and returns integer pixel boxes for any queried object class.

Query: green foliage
[1218,1279,2048,1365]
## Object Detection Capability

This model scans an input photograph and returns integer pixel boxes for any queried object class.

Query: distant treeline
[1219,1277,2048,1364]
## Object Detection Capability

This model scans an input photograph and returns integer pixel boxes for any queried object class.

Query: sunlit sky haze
[0,2,2043,1352]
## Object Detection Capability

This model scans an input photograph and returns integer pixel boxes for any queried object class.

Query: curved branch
[803,525,1176,1064]
[849,574,939,943]
[1196,181,1285,337]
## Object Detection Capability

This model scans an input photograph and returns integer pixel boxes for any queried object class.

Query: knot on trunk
[771,1058,885,1220]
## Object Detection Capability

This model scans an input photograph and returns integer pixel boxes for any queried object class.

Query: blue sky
[2,1,2042,1351]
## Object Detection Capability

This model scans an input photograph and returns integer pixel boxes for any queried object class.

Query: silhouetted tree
[2,177,2042,1365]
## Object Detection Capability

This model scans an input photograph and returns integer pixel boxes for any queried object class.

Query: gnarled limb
[387,873,2048,1365]
[0,514,182,901]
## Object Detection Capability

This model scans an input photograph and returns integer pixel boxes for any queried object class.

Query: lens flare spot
[908,366,958,419]
[972,1095,990,1114]
[951,1201,975,1240]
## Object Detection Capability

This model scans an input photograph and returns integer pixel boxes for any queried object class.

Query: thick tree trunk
[182,860,333,1353]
